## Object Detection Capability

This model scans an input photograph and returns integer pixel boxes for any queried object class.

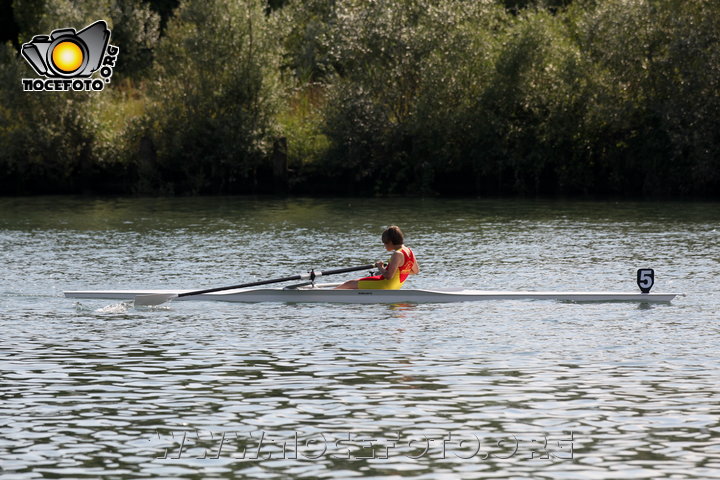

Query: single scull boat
[64,283,679,304]
[64,268,679,305]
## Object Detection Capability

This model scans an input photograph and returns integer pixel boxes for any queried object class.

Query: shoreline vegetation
[0,0,718,197]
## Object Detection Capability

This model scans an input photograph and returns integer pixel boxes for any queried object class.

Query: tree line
[0,0,718,196]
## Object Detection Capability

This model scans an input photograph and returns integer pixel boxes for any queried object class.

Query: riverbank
[2,1,718,198]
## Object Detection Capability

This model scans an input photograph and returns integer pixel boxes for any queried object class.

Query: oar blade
[134,293,178,307]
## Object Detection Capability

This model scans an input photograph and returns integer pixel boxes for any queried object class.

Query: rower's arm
[379,252,403,279]
[411,259,419,274]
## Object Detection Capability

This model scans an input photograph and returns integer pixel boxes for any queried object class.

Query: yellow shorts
[357,274,403,290]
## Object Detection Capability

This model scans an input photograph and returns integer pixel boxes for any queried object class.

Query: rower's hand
[375,261,386,271]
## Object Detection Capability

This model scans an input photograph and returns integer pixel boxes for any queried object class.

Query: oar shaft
[315,264,376,277]
[176,264,374,299]
[177,275,302,297]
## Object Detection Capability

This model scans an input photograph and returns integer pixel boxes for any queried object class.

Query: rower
[335,226,419,290]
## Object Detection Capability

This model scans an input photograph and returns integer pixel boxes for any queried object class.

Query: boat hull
[64,288,679,304]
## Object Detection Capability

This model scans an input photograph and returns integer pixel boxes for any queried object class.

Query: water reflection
[1,197,719,479]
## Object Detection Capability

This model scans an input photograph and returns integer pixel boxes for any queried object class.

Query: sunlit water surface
[1,197,719,479]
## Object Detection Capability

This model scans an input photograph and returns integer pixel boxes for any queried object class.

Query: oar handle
[176,264,375,298]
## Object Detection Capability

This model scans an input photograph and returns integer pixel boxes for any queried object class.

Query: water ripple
[1,197,719,479]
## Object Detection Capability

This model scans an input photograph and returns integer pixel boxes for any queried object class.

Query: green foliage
[108,0,161,78]
[0,0,718,196]
[563,0,720,195]
[501,0,574,14]
[648,0,720,194]
[276,84,330,182]
[319,0,507,194]
[0,42,95,193]
[273,0,336,81]
[1,0,111,193]
[16,0,115,42]
[0,0,154,194]
[310,0,720,196]
[137,0,281,194]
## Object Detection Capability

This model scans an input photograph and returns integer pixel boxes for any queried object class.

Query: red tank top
[397,246,416,283]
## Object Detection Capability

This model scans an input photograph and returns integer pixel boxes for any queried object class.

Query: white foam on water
[94,301,132,314]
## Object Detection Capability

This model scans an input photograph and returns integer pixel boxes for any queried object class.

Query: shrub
[138,0,281,194]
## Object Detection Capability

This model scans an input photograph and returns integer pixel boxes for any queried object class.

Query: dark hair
[381,225,404,245]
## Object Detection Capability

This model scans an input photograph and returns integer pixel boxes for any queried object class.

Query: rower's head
[382,225,404,250]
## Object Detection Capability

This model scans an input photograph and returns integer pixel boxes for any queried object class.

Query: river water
[1,196,718,479]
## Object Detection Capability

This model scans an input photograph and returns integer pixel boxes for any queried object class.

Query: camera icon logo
[21,20,119,92]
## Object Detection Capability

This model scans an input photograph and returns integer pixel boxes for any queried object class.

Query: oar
[134,264,375,306]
